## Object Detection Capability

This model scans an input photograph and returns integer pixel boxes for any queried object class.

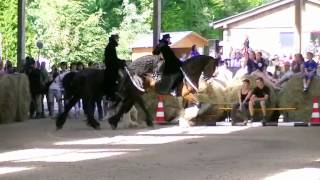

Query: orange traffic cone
[310,97,320,126]
[155,96,166,124]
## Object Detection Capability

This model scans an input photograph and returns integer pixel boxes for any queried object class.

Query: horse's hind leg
[56,97,79,130]
[84,97,100,130]
[135,96,153,127]
[108,100,133,130]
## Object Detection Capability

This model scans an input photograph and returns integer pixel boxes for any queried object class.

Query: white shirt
[49,71,69,91]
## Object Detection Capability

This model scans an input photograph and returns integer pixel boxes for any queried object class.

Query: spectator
[59,62,68,73]
[0,60,4,74]
[246,51,257,74]
[275,54,304,88]
[231,79,252,125]
[249,77,270,124]
[48,71,69,116]
[292,53,305,74]
[88,61,95,68]
[189,44,200,57]
[70,62,77,72]
[51,65,59,80]
[303,52,317,92]
[4,60,14,74]
[25,57,44,119]
[255,51,267,72]
[77,62,84,71]
[40,62,49,118]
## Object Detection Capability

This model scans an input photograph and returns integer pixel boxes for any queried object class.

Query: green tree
[27,0,106,64]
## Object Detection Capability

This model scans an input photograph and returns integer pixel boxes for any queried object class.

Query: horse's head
[152,42,166,55]
[202,56,219,80]
[183,55,219,82]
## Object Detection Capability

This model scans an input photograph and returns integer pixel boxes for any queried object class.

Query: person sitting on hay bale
[274,53,304,88]
[231,79,252,125]
[248,77,270,124]
[303,51,317,92]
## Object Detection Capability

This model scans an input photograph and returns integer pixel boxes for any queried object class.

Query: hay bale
[15,74,31,122]
[0,75,18,123]
[136,92,182,123]
[198,79,227,104]
[0,74,30,124]
[278,75,320,122]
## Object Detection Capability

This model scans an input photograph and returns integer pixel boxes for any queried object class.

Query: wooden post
[17,0,26,70]
[153,0,161,49]
[294,0,303,53]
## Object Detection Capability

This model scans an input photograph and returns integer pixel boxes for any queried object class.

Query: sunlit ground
[55,135,204,145]
[264,168,320,180]
[0,126,250,176]
[137,126,250,135]
[0,148,140,163]
[0,167,35,175]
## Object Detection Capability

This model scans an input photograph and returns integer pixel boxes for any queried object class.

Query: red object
[310,97,320,125]
[155,96,166,124]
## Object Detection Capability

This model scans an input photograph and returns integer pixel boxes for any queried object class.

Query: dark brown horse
[107,46,218,129]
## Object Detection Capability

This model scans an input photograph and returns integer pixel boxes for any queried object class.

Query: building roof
[131,31,208,48]
[212,0,320,29]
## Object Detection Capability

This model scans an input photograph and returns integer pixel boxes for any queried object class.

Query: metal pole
[153,0,161,48]
[17,0,26,70]
[294,0,303,53]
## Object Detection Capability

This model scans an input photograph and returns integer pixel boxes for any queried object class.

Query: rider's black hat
[162,34,171,39]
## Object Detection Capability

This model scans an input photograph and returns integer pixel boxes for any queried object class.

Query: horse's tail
[62,72,76,99]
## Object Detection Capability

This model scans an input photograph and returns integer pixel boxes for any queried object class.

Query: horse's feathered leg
[56,96,79,130]
[83,97,100,130]
[108,99,133,130]
[135,95,153,127]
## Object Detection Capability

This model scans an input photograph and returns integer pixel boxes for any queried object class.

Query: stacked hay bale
[136,92,182,124]
[278,75,320,122]
[0,74,30,123]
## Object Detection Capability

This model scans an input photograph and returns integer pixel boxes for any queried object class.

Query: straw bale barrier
[0,74,30,123]
[278,75,320,122]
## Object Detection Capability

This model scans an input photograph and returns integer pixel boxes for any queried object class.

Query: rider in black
[153,34,183,95]
[104,34,125,100]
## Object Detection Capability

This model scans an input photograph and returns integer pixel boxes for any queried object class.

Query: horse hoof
[56,125,63,131]
[87,122,101,130]
[146,121,154,127]
[110,124,117,130]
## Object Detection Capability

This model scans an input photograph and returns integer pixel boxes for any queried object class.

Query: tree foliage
[0,0,272,64]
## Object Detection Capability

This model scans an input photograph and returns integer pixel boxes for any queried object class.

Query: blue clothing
[190,50,200,57]
[247,59,257,74]
[304,59,317,72]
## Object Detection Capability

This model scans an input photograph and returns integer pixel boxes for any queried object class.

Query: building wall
[132,47,201,60]
[222,2,320,57]
[132,34,207,60]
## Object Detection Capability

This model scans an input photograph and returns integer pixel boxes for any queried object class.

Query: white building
[213,0,320,57]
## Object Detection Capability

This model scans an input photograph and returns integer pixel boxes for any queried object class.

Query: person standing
[189,44,200,57]
[25,57,44,119]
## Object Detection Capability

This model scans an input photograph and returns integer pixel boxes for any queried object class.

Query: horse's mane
[128,55,162,75]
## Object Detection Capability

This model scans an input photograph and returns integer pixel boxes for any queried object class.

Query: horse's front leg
[181,83,198,104]
[56,96,79,130]
[144,73,156,89]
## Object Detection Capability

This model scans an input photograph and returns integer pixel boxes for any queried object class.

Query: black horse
[56,67,155,130]
[107,46,219,129]
[56,69,105,130]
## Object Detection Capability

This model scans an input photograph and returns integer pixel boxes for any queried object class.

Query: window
[280,32,294,48]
